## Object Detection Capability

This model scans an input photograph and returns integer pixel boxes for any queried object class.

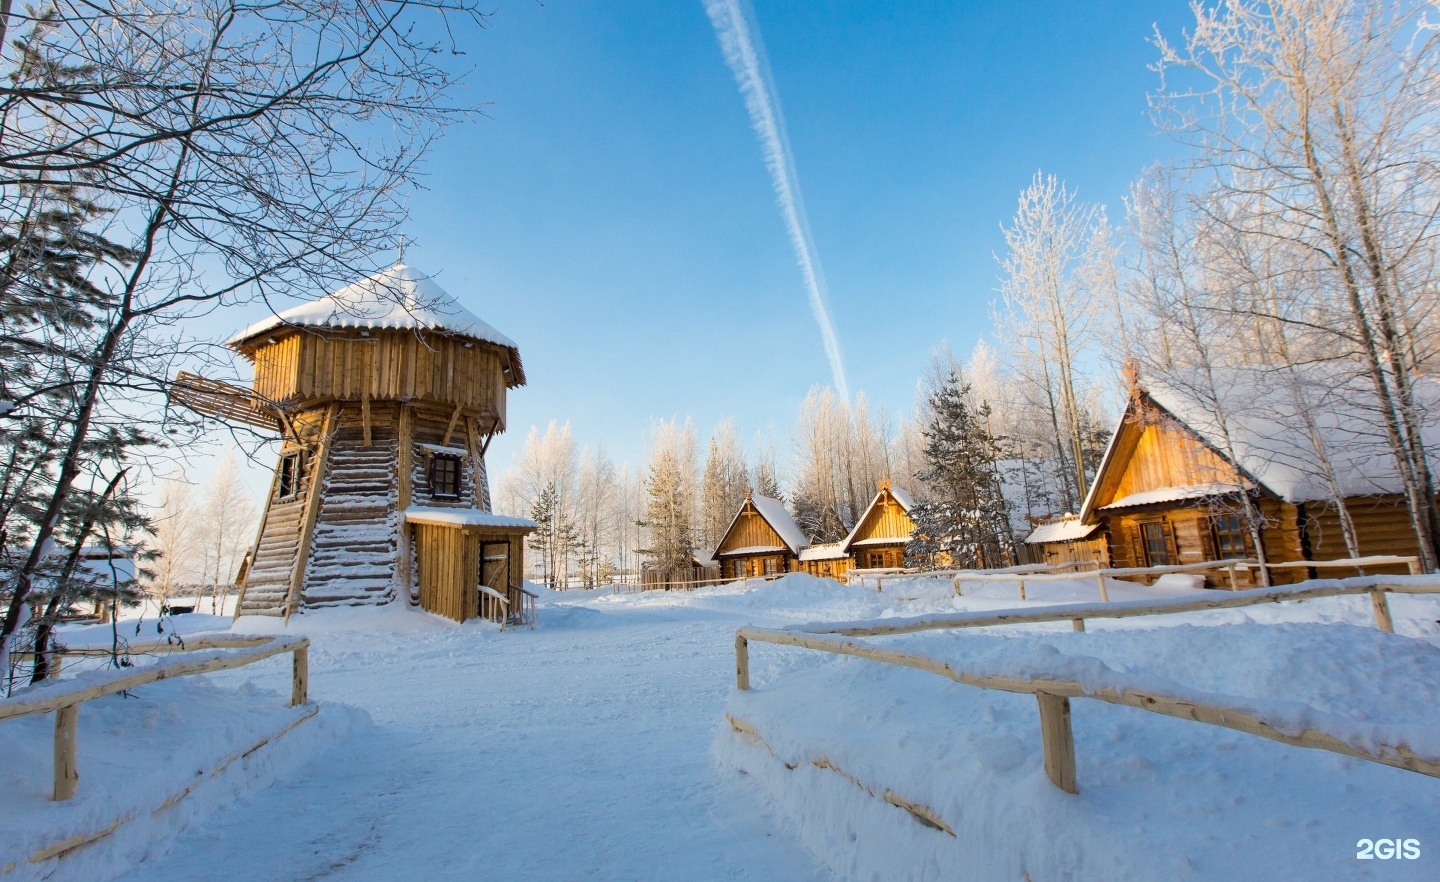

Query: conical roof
[228,263,519,352]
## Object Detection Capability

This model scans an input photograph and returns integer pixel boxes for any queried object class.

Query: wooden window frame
[277,452,303,500]
[733,559,748,579]
[867,550,885,569]
[1209,514,1251,560]
[1137,519,1177,567]
[763,557,778,576]
[429,454,462,499]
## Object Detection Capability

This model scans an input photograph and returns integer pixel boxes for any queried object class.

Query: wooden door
[480,541,510,622]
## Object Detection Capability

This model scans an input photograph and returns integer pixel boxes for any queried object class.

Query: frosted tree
[700,421,749,550]
[905,373,1013,570]
[148,479,199,605]
[992,173,1112,511]
[574,445,618,587]
[638,420,698,580]
[197,455,257,613]
[1151,0,1440,569]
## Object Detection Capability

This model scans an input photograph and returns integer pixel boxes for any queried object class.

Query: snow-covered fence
[951,554,1422,602]
[0,634,311,801]
[732,577,1440,794]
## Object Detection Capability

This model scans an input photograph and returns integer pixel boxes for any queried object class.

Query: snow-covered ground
[3,573,1438,880]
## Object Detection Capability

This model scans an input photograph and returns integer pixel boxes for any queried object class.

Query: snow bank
[0,675,368,881]
[718,623,1440,881]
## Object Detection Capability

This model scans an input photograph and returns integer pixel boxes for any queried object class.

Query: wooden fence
[732,577,1440,795]
[0,634,310,801]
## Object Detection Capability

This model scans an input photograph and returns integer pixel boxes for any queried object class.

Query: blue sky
[209,1,1198,493]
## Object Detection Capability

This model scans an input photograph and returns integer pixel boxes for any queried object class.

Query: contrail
[703,0,850,401]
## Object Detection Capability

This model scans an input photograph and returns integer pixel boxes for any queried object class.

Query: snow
[800,542,848,561]
[402,506,537,529]
[1024,517,1101,544]
[5,573,1439,880]
[748,493,809,554]
[1099,482,1246,511]
[719,545,790,556]
[227,263,520,355]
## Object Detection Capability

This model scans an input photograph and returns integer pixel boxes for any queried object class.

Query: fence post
[1368,590,1395,633]
[1036,693,1078,794]
[952,574,961,596]
[291,644,309,706]
[1018,579,1027,601]
[735,633,750,691]
[1407,557,1422,576]
[1095,571,1109,603]
[54,704,80,801]
[1072,619,1085,632]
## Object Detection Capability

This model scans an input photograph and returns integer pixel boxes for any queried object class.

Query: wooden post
[1018,579,1027,601]
[1227,565,1239,591]
[54,704,79,801]
[396,404,414,602]
[735,633,750,691]
[1072,619,1085,632]
[952,574,961,596]
[1407,557,1422,576]
[1369,589,1395,633]
[1036,692,1078,794]
[291,644,309,706]
[360,392,372,447]
[285,405,336,624]
[1095,571,1109,603]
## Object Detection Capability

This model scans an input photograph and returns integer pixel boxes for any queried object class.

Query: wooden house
[712,492,807,579]
[172,263,536,623]
[841,482,917,572]
[1059,364,1439,585]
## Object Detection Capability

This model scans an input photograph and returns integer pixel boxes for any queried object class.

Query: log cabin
[1044,364,1440,585]
[798,542,849,580]
[1022,516,1105,569]
[172,262,536,624]
[713,492,807,579]
[841,482,917,572]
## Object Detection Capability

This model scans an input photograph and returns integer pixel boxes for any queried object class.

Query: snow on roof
[748,494,808,554]
[1100,483,1245,512]
[692,549,718,568]
[403,506,537,530]
[888,485,915,511]
[1140,365,1440,504]
[228,263,520,354]
[799,542,848,561]
[1024,518,1102,545]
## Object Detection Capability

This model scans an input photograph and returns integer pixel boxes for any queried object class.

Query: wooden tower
[173,263,535,622]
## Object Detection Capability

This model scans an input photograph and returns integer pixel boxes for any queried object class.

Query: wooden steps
[300,440,398,607]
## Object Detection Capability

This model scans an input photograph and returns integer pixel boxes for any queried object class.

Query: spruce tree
[906,372,1014,570]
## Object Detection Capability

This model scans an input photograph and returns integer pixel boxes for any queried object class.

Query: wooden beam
[291,644,309,706]
[1369,589,1395,633]
[396,404,414,602]
[361,392,372,448]
[735,634,750,690]
[1037,693,1078,794]
[466,416,484,509]
[284,404,336,624]
[441,403,463,448]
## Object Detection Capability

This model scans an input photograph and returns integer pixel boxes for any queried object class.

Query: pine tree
[906,372,1014,570]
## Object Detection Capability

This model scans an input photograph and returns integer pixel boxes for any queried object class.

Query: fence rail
[0,634,310,801]
[732,576,1440,794]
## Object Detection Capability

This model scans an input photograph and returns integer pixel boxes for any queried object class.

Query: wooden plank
[1369,589,1395,633]
[1037,693,1077,794]
[397,404,414,601]
[284,404,337,623]
[53,705,79,800]
[291,645,309,706]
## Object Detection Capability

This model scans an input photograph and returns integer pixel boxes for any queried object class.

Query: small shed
[713,492,807,579]
[798,542,849,580]
[841,481,917,571]
[404,507,537,625]
[1023,516,1106,568]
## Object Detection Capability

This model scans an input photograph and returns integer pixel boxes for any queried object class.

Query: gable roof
[1023,517,1101,545]
[713,493,808,557]
[228,263,525,385]
[840,482,916,552]
[1080,364,1440,520]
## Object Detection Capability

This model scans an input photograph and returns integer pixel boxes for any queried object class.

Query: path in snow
[113,601,833,882]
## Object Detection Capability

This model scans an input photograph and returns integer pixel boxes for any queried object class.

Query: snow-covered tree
[700,421,749,550]
[906,372,1013,570]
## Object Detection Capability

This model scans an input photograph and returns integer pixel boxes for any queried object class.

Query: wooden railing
[949,555,1422,602]
[479,584,538,630]
[0,634,310,801]
[732,577,1440,794]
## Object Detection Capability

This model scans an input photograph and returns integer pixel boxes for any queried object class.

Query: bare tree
[197,453,256,613]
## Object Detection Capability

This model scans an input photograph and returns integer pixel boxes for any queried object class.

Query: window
[868,551,885,569]
[733,559,748,578]
[1140,521,1174,566]
[277,452,303,499]
[763,557,778,575]
[1210,514,1249,560]
[430,455,461,498]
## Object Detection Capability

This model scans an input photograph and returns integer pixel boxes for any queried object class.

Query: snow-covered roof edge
[713,493,808,558]
[840,483,916,553]
[404,506,537,530]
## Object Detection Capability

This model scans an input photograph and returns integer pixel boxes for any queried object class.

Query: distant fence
[732,575,1440,795]
[1,634,311,802]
